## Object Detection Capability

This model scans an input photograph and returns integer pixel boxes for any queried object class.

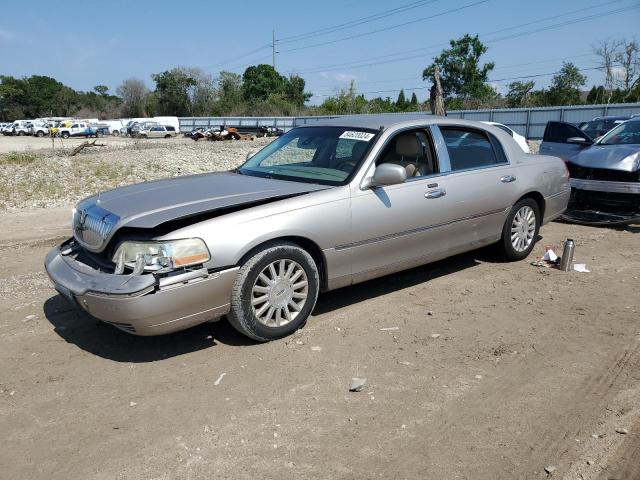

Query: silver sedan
[45,115,570,340]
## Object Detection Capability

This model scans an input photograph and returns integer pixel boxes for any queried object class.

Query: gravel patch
[0,137,273,210]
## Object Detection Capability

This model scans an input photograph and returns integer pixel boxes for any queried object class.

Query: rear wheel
[227,241,320,342]
[36,131,45,138]
[61,131,70,139]
[18,131,25,136]
[164,134,171,139]
[499,198,540,261]
[112,131,120,136]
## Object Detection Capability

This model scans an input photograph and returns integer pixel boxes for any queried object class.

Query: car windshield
[238,126,378,186]
[597,121,640,145]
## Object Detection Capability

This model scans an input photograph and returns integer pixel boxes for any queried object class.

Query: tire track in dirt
[525,339,640,473]
[596,416,640,480]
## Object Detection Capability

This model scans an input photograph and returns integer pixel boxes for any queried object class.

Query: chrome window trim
[432,125,510,174]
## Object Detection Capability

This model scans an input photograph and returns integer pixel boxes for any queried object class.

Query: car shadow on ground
[42,245,502,363]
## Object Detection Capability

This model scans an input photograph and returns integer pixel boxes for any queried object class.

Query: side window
[71,124,78,128]
[375,129,437,179]
[440,128,501,171]
[544,122,587,143]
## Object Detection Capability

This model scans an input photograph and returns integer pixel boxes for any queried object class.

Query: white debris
[214,373,227,386]
[349,378,367,392]
[543,249,558,262]
[430,333,441,339]
[475,375,483,380]
[573,263,590,273]
[380,327,399,331]
[310,346,322,352]
[129,401,137,407]
[544,465,557,474]
[615,427,629,435]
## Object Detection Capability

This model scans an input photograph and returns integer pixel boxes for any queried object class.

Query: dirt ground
[1,205,639,479]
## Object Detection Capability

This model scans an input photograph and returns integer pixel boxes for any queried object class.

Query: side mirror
[567,136,590,145]
[363,163,407,189]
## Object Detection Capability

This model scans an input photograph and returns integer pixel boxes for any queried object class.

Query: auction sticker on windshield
[339,131,376,141]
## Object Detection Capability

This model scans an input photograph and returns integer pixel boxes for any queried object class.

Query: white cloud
[334,73,357,82]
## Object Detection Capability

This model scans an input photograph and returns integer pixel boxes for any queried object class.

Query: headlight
[112,238,210,273]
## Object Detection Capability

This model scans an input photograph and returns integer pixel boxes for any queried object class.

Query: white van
[153,116,180,133]
[101,119,125,136]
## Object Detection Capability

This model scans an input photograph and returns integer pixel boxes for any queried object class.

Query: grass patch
[1,152,37,165]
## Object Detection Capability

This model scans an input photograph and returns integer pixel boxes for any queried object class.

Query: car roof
[591,115,630,121]
[297,114,491,131]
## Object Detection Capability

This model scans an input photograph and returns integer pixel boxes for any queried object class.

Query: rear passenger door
[432,126,517,249]
[539,121,593,161]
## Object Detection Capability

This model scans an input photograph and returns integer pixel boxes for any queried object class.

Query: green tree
[409,92,418,108]
[151,68,197,116]
[586,85,606,104]
[93,85,109,96]
[215,71,244,115]
[506,80,535,107]
[242,64,285,103]
[546,62,587,105]
[395,89,407,110]
[283,75,311,108]
[422,34,495,101]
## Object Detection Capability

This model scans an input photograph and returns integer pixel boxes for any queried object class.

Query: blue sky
[1,0,638,104]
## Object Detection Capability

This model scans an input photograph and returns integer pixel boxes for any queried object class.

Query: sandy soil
[0,206,638,480]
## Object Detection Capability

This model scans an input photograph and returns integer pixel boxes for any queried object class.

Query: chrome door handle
[425,188,446,199]
[501,175,517,183]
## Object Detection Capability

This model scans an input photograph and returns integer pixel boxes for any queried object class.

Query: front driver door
[539,121,593,161]
[349,128,457,283]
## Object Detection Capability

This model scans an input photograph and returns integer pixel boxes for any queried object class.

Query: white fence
[178,102,640,139]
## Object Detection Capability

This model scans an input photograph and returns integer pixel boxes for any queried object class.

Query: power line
[279,0,491,54]
[277,0,443,44]
[284,0,634,75]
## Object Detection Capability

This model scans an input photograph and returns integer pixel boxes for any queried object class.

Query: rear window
[440,128,503,171]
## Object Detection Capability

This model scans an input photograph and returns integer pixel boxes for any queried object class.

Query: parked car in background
[578,116,629,140]
[152,116,180,133]
[540,119,640,225]
[57,122,98,139]
[45,116,569,339]
[481,121,530,153]
[137,124,176,138]
[32,121,56,137]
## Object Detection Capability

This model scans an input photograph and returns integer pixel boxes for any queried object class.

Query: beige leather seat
[383,133,433,177]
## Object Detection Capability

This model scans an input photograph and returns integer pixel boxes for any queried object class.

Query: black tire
[499,198,540,261]
[227,241,320,342]
[61,131,70,139]
[18,131,25,136]
[36,131,44,138]
[112,131,120,137]
[164,134,171,139]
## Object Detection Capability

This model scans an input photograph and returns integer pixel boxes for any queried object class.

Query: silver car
[45,116,570,340]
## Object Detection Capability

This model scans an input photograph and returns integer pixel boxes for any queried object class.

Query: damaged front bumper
[562,178,640,226]
[44,240,239,335]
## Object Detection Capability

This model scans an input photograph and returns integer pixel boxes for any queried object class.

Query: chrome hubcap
[251,259,308,327]
[510,206,536,252]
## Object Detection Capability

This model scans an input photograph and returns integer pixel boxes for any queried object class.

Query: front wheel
[36,131,45,138]
[227,241,320,342]
[61,132,70,139]
[499,198,540,261]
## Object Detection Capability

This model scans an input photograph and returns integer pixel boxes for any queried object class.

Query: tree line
[1,34,638,121]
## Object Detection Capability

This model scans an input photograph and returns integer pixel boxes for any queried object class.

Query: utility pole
[272,30,277,70]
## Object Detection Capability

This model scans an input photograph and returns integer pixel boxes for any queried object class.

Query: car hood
[74,172,329,252]
[569,144,640,172]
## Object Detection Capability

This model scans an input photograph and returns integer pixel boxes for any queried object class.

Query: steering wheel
[336,160,356,172]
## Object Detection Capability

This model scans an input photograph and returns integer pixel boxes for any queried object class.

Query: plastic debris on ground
[573,263,590,273]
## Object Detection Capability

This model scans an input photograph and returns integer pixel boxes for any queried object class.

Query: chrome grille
[73,203,120,251]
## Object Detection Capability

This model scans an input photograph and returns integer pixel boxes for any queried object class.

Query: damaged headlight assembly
[112,238,210,275]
